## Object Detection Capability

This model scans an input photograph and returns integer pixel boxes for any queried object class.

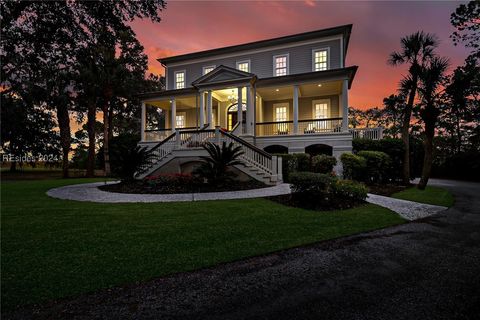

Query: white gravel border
[46,182,292,203]
[46,182,447,220]
[366,193,447,221]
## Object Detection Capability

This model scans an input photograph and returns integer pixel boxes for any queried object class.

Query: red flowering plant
[143,173,202,193]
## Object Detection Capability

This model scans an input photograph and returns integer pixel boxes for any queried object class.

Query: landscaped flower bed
[98,173,268,194]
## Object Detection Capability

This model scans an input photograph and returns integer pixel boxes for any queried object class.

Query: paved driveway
[6,179,480,319]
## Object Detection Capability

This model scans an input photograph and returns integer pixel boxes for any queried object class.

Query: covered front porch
[139,65,360,145]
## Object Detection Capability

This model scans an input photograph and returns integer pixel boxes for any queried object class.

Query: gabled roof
[159,24,352,65]
[191,65,256,88]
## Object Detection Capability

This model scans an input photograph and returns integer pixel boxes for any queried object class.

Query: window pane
[203,67,214,75]
[238,62,249,72]
[314,103,328,119]
[175,72,185,89]
[176,114,185,128]
[275,106,287,122]
[314,50,328,71]
[275,56,287,76]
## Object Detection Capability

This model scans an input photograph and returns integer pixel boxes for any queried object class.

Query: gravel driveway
[5,179,480,320]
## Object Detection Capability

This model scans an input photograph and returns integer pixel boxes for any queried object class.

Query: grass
[1,178,404,310]
[392,185,454,207]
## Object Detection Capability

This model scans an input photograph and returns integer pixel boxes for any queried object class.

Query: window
[314,102,329,119]
[176,112,186,128]
[313,49,329,71]
[273,54,288,76]
[203,66,215,75]
[174,71,185,89]
[274,103,289,134]
[236,60,250,72]
[274,105,288,122]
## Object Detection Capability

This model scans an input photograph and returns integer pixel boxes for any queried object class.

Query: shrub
[110,145,155,182]
[289,172,367,210]
[196,142,244,184]
[357,150,391,184]
[352,137,424,181]
[289,172,336,208]
[311,154,337,174]
[340,153,366,181]
[333,180,367,204]
[144,173,200,193]
[277,153,311,182]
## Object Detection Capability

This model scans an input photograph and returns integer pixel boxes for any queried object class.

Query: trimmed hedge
[352,137,424,180]
[276,153,311,182]
[289,172,367,210]
[340,153,366,181]
[357,150,391,183]
[311,154,337,174]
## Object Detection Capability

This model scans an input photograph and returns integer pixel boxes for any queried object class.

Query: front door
[227,104,246,131]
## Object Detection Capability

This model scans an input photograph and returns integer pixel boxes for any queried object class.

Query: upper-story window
[236,60,250,73]
[174,71,185,89]
[313,48,329,71]
[273,54,289,76]
[203,65,215,75]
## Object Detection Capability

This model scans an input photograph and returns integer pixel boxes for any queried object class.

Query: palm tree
[388,31,438,184]
[417,56,450,190]
[197,142,244,183]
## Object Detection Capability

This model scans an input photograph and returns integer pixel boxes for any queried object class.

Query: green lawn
[392,185,454,207]
[1,179,404,310]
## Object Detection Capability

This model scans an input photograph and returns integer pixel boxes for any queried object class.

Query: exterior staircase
[135,127,283,185]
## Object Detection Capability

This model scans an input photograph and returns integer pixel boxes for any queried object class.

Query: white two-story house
[137,24,379,184]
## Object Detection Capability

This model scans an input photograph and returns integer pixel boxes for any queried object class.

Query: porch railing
[255,118,342,136]
[349,127,383,140]
[255,121,294,136]
[144,127,199,142]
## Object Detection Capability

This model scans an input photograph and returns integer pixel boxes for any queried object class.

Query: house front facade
[138,24,380,184]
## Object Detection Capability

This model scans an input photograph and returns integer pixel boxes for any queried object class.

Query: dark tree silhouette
[388,31,438,184]
[417,57,450,189]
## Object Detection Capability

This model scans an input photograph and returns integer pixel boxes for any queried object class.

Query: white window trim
[312,47,330,72]
[236,59,251,72]
[312,99,331,119]
[174,70,186,89]
[273,102,289,122]
[202,65,216,75]
[176,111,186,128]
[273,53,289,77]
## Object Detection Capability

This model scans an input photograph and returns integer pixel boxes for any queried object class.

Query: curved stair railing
[219,129,281,181]
[136,125,282,182]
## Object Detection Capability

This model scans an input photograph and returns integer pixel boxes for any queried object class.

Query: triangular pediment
[192,65,255,87]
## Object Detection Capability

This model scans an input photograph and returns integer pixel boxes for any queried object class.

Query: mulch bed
[98,180,268,194]
[367,184,408,196]
[267,194,365,211]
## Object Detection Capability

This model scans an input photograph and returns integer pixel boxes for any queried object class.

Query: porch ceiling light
[275,88,279,92]
[317,84,322,87]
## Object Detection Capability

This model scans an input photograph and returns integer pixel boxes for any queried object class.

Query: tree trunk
[418,118,435,190]
[401,74,418,185]
[103,103,111,176]
[57,104,71,178]
[86,103,96,177]
[108,102,114,140]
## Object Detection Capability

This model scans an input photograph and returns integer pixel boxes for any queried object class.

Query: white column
[199,91,205,128]
[293,85,299,134]
[141,102,146,141]
[342,79,349,131]
[237,86,243,129]
[246,85,254,135]
[170,98,176,132]
[206,90,213,129]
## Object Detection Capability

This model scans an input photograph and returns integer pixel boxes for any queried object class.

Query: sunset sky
[130,0,470,110]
